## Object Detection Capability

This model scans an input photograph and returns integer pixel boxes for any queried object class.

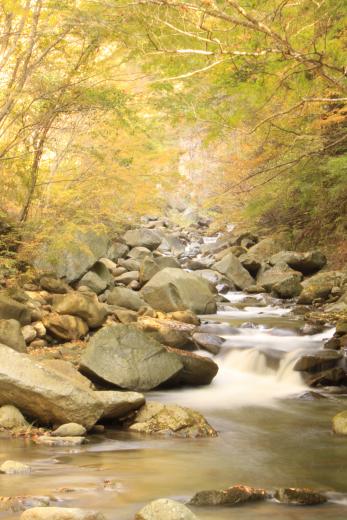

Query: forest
[0,2,346,520]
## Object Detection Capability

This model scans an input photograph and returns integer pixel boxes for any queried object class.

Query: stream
[1,240,347,519]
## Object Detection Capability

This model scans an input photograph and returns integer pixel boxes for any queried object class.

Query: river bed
[1,293,347,519]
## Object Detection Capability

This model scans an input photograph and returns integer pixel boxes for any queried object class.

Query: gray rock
[257,264,302,293]
[140,256,180,284]
[0,319,26,352]
[97,391,145,420]
[213,254,254,290]
[107,241,129,261]
[193,332,224,355]
[165,347,219,386]
[270,250,326,275]
[128,246,152,260]
[124,229,162,250]
[20,507,105,520]
[135,498,198,520]
[0,344,103,428]
[52,292,106,328]
[141,268,216,314]
[137,316,195,349]
[39,276,70,294]
[0,405,28,429]
[294,350,342,372]
[299,271,347,305]
[107,287,145,311]
[114,271,139,285]
[246,237,284,262]
[77,272,107,295]
[0,296,31,325]
[40,360,94,390]
[272,276,303,299]
[80,325,183,391]
[21,325,37,344]
[43,313,88,341]
[34,229,109,283]
[51,423,86,437]
[118,258,141,271]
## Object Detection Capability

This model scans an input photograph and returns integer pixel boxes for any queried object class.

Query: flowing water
[1,253,347,518]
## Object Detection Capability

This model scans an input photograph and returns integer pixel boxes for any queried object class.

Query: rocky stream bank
[0,217,347,519]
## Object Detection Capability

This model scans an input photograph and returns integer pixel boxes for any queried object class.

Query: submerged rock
[20,507,105,520]
[141,268,217,314]
[190,484,267,506]
[80,325,183,391]
[332,410,347,435]
[135,498,197,520]
[126,401,217,438]
[0,496,51,513]
[274,488,327,505]
[34,436,86,447]
[0,460,31,475]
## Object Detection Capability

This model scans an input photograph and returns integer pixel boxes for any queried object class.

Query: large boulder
[0,295,31,325]
[80,325,183,391]
[135,499,197,520]
[212,254,254,290]
[165,347,219,386]
[298,271,347,304]
[42,313,88,341]
[52,292,106,328]
[128,246,152,260]
[0,344,103,428]
[0,319,26,352]
[257,264,302,294]
[34,229,109,283]
[141,268,216,314]
[78,261,113,294]
[97,390,145,420]
[270,250,326,275]
[125,401,217,438]
[124,229,162,250]
[246,237,284,262]
[140,256,180,284]
[137,316,195,349]
[107,287,146,311]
